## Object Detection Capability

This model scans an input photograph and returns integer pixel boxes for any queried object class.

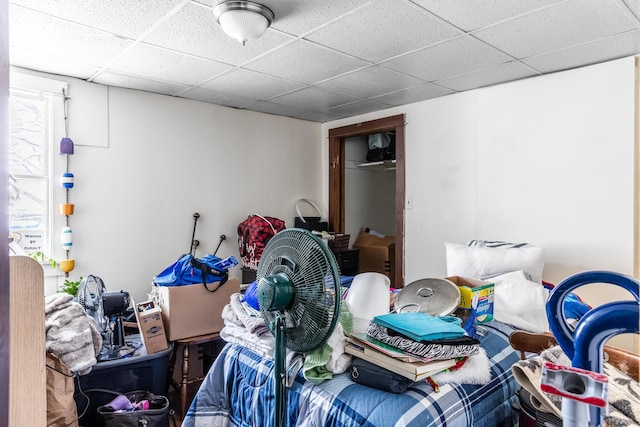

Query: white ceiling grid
[8,0,640,122]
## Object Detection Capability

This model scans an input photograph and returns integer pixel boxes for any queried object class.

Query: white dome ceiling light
[213,1,275,45]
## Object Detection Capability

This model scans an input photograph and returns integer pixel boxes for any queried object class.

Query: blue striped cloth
[183,321,520,427]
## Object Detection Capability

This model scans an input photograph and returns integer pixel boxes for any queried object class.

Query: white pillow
[445,242,546,283]
[491,270,549,333]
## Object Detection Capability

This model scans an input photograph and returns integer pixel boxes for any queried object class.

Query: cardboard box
[446,276,495,324]
[158,278,240,341]
[133,300,168,354]
[353,228,395,283]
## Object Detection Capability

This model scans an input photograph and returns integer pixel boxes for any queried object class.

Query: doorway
[328,114,405,288]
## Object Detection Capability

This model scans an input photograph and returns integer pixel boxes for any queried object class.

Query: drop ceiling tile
[270,86,359,111]
[473,0,638,59]
[622,0,640,22]
[107,43,188,75]
[410,0,566,32]
[199,68,306,100]
[243,40,369,84]
[92,71,190,96]
[8,0,186,39]
[9,0,640,123]
[370,82,454,106]
[107,42,233,86]
[436,61,538,92]
[143,2,294,65]
[326,99,394,120]
[201,1,382,40]
[247,100,331,122]
[264,0,375,37]
[178,86,257,109]
[151,57,234,87]
[9,47,101,80]
[9,5,133,67]
[316,65,425,99]
[291,110,335,123]
[192,0,215,6]
[522,30,640,73]
[306,0,461,63]
[383,35,512,81]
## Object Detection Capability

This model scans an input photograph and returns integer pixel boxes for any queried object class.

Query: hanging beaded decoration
[59,88,75,276]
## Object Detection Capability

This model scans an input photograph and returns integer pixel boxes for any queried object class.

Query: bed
[182,320,521,427]
[182,238,639,427]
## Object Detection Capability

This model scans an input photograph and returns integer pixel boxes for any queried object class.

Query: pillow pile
[490,270,549,332]
[445,242,546,283]
[444,241,550,332]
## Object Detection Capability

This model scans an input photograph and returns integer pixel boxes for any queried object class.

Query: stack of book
[345,333,456,381]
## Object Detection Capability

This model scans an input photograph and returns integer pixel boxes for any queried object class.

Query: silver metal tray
[394,278,460,316]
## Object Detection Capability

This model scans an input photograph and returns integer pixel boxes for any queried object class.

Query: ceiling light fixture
[213,1,274,46]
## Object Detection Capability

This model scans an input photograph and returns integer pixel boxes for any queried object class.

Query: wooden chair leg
[167,343,178,395]
[180,343,190,418]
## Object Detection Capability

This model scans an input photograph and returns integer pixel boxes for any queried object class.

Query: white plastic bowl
[346,272,390,333]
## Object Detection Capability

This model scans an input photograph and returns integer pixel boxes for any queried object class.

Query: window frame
[8,87,54,256]
[8,71,67,266]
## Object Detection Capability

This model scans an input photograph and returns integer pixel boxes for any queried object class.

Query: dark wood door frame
[328,114,405,288]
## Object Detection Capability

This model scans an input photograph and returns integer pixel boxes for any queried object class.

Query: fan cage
[257,229,341,353]
[77,275,108,332]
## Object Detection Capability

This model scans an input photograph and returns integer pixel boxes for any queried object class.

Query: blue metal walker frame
[546,271,639,427]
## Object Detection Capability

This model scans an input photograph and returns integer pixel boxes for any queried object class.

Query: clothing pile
[365,312,491,387]
[220,291,353,384]
[302,296,352,384]
[220,293,274,358]
[45,293,103,375]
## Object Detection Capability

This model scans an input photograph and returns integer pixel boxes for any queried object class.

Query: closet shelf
[355,159,396,171]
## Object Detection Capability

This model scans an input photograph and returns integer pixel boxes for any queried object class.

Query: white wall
[16,71,322,302]
[17,56,638,349]
[323,56,637,350]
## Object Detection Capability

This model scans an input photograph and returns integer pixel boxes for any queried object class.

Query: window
[8,88,53,254]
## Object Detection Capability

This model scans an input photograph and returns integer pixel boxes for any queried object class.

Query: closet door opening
[328,114,405,288]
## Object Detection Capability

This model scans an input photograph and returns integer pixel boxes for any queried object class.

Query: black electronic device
[102,291,130,349]
[102,291,130,317]
[96,290,135,362]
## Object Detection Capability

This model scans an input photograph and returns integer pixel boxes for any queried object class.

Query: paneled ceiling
[8,0,640,123]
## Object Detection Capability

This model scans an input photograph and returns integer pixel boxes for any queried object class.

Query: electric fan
[78,275,134,361]
[77,275,108,333]
[257,228,342,427]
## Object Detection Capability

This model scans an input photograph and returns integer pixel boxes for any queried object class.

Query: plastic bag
[154,253,237,292]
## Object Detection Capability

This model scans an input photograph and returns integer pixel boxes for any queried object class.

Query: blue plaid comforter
[183,321,519,427]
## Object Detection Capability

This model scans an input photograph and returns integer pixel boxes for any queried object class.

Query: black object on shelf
[241,267,257,284]
[332,249,359,276]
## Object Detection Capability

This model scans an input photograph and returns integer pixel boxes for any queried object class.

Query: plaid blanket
[183,321,520,427]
